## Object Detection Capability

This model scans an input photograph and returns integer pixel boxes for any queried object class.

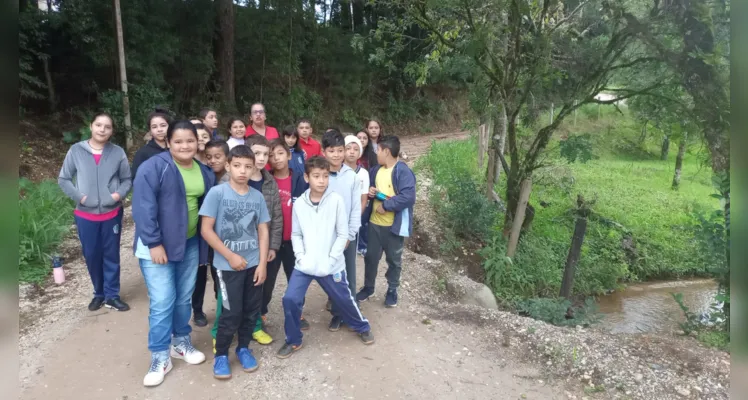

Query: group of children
[59,104,416,386]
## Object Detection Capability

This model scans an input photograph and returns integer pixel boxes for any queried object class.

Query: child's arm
[115,151,133,199]
[291,206,305,260]
[201,216,248,271]
[347,176,362,241]
[132,161,164,249]
[58,147,84,204]
[382,167,416,212]
[328,197,349,265]
[199,188,248,270]
[255,222,269,285]
[359,171,370,213]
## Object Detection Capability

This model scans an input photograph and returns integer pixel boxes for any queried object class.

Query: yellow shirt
[370,164,396,227]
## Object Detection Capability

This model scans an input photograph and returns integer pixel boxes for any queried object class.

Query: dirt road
[20,131,575,400]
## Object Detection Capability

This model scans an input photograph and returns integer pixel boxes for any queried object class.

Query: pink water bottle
[52,256,65,284]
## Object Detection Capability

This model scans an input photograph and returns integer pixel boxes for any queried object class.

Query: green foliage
[99,81,170,140]
[516,298,600,328]
[62,125,91,144]
[19,179,74,284]
[417,136,495,243]
[559,134,597,164]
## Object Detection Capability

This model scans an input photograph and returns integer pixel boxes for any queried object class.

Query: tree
[378,0,665,231]
[216,0,237,112]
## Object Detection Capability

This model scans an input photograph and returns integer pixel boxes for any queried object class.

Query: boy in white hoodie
[277,156,374,359]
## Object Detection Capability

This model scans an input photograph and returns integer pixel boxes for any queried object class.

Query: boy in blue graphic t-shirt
[199,145,270,380]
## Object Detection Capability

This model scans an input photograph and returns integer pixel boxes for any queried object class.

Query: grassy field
[417,107,720,301]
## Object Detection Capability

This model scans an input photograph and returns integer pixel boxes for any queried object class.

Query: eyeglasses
[251,110,266,115]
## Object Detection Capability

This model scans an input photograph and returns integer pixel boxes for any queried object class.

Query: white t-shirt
[227,137,245,150]
[355,165,370,195]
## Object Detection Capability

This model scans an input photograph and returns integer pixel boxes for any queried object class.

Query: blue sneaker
[356,286,375,302]
[236,348,258,372]
[385,289,398,308]
[213,355,231,379]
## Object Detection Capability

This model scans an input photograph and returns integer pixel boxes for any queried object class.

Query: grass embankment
[416,108,720,304]
[19,178,74,284]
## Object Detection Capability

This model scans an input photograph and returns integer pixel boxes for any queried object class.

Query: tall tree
[216,0,237,112]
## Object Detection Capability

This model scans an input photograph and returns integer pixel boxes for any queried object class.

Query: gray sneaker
[359,330,375,345]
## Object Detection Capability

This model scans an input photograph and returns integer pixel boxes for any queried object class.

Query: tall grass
[19,178,74,284]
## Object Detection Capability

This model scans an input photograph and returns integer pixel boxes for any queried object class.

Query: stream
[596,278,718,334]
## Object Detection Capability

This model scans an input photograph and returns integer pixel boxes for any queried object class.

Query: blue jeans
[139,236,199,354]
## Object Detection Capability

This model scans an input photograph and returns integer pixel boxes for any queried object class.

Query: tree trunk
[672,132,687,189]
[506,179,532,257]
[216,0,237,112]
[113,0,132,150]
[639,120,648,143]
[42,57,55,112]
[559,195,589,299]
[352,0,364,30]
[660,135,670,160]
[340,0,352,31]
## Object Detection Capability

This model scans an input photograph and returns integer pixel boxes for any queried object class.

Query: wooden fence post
[478,124,487,170]
[559,195,590,299]
[506,179,532,258]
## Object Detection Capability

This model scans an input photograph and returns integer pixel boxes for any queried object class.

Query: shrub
[516,297,600,327]
[19,179,74,284]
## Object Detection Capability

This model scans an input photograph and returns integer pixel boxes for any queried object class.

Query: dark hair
[205,139,229,156]
[91,111,114,125]
[296,118,312,127]
[269,138,291,156]
[366,119,383,143]
[249,102,265,112]
[147,107,171,129]
[226,117,245,130]
[378,135,400,158]
[228,144,256,162]
[356,130,378,169]
[198,108,216,120]
[193,123,207,131]
[321,130,345,150]
[305,155,330,174]
[325,126,340,134]
[282,124,302,152]
[167,120,198,142]
[245,134,270,149]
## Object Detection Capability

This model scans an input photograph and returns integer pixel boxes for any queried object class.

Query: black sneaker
[193,311,208,327]
[300,317,311,331]
[105,298,130,311]
[359,330,375,345]
[88,297,105,311]
[384,289,398,308]
[276,342,303,359]
[328,316,343,332]
[355,286,375,302]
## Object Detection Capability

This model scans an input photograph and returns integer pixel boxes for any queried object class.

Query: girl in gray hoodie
[58,113,132,312]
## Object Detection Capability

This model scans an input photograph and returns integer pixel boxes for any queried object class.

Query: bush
[19,179,74,284]
[418,136,495,243]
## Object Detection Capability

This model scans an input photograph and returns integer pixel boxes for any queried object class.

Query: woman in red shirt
[245,102,279,141]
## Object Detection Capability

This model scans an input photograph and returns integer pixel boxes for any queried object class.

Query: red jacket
[299,136,322,159]
[245,125,280,141]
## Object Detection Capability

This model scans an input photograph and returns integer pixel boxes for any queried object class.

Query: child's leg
[238,266,263,349]
[74,215,104,299]
[214,269,247,356]
[280,241,296,282]
[261,258,283,316]
[363,223,385,291]
[192,264,208,313]
[211,289,222,341]
[358,206,370,253]
[100,209,123,300]
[331,238,358,317]
[171,237,199,340]
[281,270,314,345]
[317,270,371,333]
[381,231,406,291]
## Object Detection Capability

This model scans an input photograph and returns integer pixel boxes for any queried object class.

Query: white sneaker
[143,356,172,387]
[170,339,206,365]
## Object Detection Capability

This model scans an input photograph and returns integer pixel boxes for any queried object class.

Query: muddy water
[596,279,718,334]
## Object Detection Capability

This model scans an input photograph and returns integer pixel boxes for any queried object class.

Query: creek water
[596,279,718,334]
